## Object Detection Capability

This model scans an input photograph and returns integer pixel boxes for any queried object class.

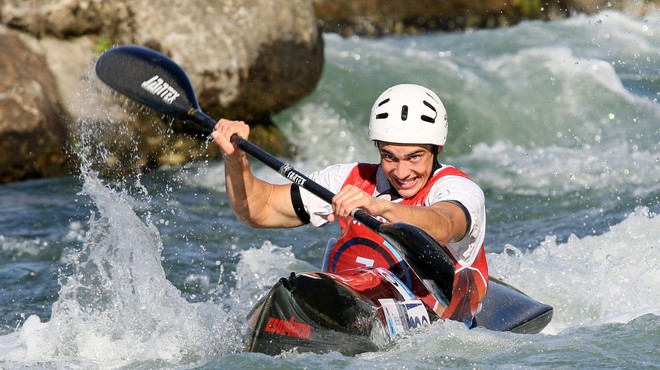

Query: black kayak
[244,225,553,356]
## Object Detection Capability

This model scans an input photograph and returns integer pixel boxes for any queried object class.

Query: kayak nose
[279,272,297,290]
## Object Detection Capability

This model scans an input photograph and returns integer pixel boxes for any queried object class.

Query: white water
[0,9,658,369]
[0,173,240,368]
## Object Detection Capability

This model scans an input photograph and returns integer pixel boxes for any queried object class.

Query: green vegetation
[512,0,545,17]
[94,37,113,54]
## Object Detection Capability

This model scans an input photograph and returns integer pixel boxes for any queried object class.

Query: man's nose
[394,161,412,178]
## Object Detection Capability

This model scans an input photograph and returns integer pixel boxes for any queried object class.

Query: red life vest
[323,163,489,322]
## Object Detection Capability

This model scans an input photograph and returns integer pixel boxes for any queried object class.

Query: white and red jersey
[296,162,489,322]
[298,162,486,266]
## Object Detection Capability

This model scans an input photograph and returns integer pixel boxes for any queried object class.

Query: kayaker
[212,84,488,324]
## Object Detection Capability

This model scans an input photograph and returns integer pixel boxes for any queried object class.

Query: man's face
[378,142,437,199]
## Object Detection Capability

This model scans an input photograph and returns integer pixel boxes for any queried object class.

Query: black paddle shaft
[95,45,382,230]
[95,45,455,300]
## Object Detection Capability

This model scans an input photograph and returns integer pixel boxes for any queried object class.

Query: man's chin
[395,187,419,199]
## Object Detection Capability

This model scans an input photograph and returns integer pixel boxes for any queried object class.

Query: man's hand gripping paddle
[94,45,457,304]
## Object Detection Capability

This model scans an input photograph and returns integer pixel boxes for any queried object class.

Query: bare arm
[212,119,302,228]
[381,201,468,245]
[330,185,468,245]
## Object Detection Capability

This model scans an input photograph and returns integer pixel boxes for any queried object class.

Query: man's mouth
[393,177,418,191]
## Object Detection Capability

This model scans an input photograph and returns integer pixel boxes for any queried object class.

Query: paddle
[94,45,456,302]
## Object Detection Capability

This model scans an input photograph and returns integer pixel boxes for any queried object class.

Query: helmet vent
[378,98,390,106]
[421,100,437,123]
[401,105,408,121]
[376,113,389,119]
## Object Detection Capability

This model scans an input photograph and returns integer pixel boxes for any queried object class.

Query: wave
[276,10,659,162]
[0,173,239,368]
[459,141,660,198]
[487,206,659,334]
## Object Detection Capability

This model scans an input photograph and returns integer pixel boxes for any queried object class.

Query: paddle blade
[378,222,456,302]
[95,45,201,123]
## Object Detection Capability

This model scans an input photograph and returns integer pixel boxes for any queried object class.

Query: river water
[0,10,658,369]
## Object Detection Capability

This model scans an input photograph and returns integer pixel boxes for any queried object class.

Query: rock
[120,0,324,156]
[0,0,130,38]
[124,0,324,123]
[0,27,70,183]
[311,0,659,36]
[0,0,324,182]
[312,0,513,35]
[1,0,323,123]
[311,0,563,35]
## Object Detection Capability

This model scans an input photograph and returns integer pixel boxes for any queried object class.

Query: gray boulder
[124,0,324,122]
[0,27,70,183]
[1,0,323,122]
[0,0,323,182]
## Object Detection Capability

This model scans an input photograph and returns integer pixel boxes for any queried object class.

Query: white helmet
[368,84,448,146]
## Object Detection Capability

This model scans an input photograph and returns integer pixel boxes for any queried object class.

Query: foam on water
[192,203,659,369]
[0,149,655,369]
[229,242,317,309]
[0,172,240,368]
[488,207,659,334]
[459,141,660,198]
[282,10,659,161]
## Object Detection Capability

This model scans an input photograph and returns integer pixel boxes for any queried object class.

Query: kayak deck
[244,271,553,356]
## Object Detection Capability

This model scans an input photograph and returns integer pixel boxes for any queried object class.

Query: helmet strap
[432,145,442,171]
